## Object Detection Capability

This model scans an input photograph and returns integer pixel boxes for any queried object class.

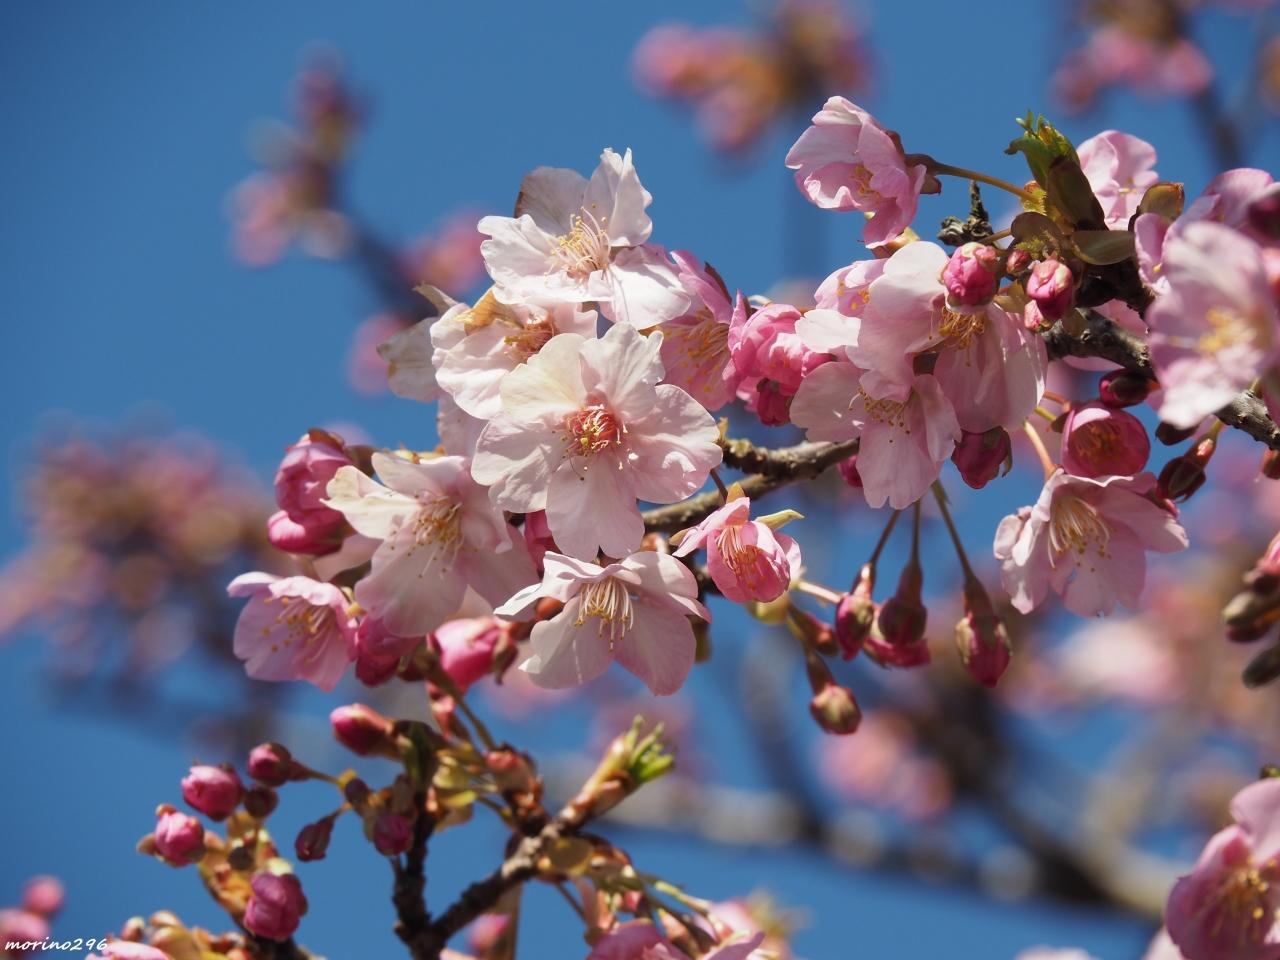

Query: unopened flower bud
[834,563,875,659]
[837,454,862,489]
[152,808,205,866]
[295,814,337,862]
[266,510,341,557]
[942,242,1002,307]
[247,743,299,786]
[243,786,278,819]
[330,704,397,757]
[951,428,1011,489]
[1026,259,1074,320]
[1004,248,1032,276]
[22,877,64,917]
[876,560,926,650]
[753,379,792,426]
[180,764,243,821]
[955,579,1011,688]
[485,748,539,796]
[243,873,307,941]
[809,683,862,735]
[373,812,414,856]
[1157,435,1216,503]
[1098,370,1156,408]
[1263,449,1280,481]
[1155,421,1197,446]
[1248,183,1280,240]
[1061,402,1150,478]
[344,778,371,808]
[1243,642,1280,689]
[788,605,839,657]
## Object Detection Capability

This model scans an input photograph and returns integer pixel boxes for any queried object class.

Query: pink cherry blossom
[181,764,243,821]
[994,471,1188,618]
[1184,168,1276,231]
[1077,130,1160,228]
[381,291,598,421]
[324,453,536,637]
[672,496,801,603]
[586,920,765,960]
[1054,27,1212,112]
[784,96,928,248]
[790,360,960,509]
[657,251,749,411]
[1165,778,1280,960]
[728,302,830,423]
[227,573,358,691]
[478,149,689,326]
[1060,402,1151,478]
[1148,222,1280,429]
[496,550,709,696]
[471,322,721,561]
[0,909,49,946]
[814,257,886,315]
[851,241,1047,433]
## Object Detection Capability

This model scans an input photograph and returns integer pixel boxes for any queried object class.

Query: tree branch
[1044,311,1280,451]
[391,799,435,959]
[643,439,858,534]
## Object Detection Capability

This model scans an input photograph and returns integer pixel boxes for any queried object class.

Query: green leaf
[1071,230,1136,265]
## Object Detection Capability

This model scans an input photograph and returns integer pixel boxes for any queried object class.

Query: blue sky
[1,3,1273,958]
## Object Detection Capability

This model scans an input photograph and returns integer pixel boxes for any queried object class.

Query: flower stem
[868,509,902,565]
[931,482,976,581]
[1022,420,1057,481]
[795,579,845,605]
[930,161,1037,204]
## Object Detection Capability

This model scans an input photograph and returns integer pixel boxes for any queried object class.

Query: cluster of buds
[1223,531,1280,688]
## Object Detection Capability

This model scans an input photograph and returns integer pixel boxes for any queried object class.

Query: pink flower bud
[1098,370,1155,408]
[431,618,504,691]
[951,428,1011,489]
[522,510,558,568]
[1005,248,1032,276]
[810,683,862,735]
[354,617,421,687]
[0,910,49,947]
[837,455,862,489]
[834,563,875,659]
[330,703,396,757]
[941,242,1001,306]
[268,433,353,555]
[180,764,243,821]
[751,379,793,426]
[266,510,341,557]
[153,809,205,866]
[243,873,307,941]
[21,876,64,917]
[1248,182,1280,239]
[295,814,336,862]
[247,743,297,786]
[1061,402,1150,478]
[373,812,414,856]
[867,560,930,668]
[1025,259,1074,320]
[955,580,1011,688]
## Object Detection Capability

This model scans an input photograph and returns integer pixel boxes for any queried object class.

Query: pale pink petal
[546,458,642,561]
[521,597,613,689]
[613,598,697,695]
[583,148,653,247]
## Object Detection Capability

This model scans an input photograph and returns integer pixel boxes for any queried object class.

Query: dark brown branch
[644,439,858,534]
[391,799,435,959]
[1044,310,1280,451]
[250,935,311,960]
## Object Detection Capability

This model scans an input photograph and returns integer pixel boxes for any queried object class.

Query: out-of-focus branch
[391,795,435,959]
[643,439,858,534]
[1044,311,1280,451]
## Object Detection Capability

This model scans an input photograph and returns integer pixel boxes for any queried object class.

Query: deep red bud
[809,683,862,735]
[951,428,1011,489]
[1157,436,1216,503]
[373,812,414,856]
[1155,421,1197,446]
[295,815,337,862]
[955,580,1012,688]
[1262,449,1280,481]
[247,743,298,786]
[834,563,875,659]
[244,786,279,819]
[330,704,397,757]
[1098,370,1156,408]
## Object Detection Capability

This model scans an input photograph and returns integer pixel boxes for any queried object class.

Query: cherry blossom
[785,96,928,248]
[1077,130,1159,228]
[478,149,689,326]
[324,453,536,637]
[1165,778,1280,960]
[1148,222,1279,429]
[671,494,802,603]
[586,920,765,960]
[471,322,721,561]
[496,550,709,695]
[994,471,1189,618]
[657,250,749,411]
[227,573,358,691]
